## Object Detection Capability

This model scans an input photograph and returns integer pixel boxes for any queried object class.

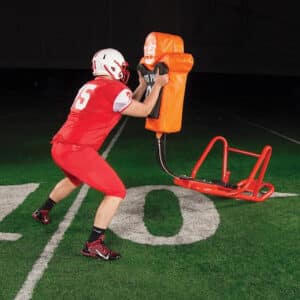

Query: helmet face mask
[92,48,130,84]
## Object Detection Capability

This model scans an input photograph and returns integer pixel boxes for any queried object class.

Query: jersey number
[73,84,97,110]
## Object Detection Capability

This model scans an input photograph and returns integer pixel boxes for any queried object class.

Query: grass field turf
[0,87,299,300]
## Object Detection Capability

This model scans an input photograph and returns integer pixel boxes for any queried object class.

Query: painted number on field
[109,185,220,245]
[0,183,39,241]
[0,183,220,245]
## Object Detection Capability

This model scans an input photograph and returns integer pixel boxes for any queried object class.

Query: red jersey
[52,77,132,150]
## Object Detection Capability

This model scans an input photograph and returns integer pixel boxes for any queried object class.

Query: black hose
[156,134,177,178]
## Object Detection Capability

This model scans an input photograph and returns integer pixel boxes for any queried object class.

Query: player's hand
[154,69,169,87]
[136,70,146,89]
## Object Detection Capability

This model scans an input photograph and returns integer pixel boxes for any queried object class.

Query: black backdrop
[0,0,299,115]
[1,0,300,76]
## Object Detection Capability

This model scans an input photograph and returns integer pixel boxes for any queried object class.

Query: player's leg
[49,177,78,203]
[81,195,123,260]
[93,195,123,229]
[75,148,126,260]
[36,144,126,260]
[32,177,79,224]
[32,142,82,225]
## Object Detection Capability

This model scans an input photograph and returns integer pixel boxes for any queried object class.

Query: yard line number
[0,184,219,244]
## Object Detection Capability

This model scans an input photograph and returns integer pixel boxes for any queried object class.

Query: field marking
[0,233,22,241]
[0,183,39,241]
[15,117,128,300]
[110,185,220,245]
[270,192,298,198]
[233,115,300,145]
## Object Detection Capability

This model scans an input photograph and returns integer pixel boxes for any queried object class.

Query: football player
[32,48,169,260]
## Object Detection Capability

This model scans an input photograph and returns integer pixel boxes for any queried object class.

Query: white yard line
[233,115,300,145]
[15,117,128,300]
[0,233,22,241]
[270,192,298,198]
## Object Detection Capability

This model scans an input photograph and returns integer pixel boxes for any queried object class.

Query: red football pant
[51,142,126,199]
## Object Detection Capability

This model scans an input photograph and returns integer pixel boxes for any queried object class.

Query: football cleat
[32,209,51,225]
[81,234,121,261]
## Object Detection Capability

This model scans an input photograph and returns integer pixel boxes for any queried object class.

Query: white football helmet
[92,48,130,84]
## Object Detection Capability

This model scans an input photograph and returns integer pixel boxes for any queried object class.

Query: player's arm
[122,70,168,118]
[131,70,147,102]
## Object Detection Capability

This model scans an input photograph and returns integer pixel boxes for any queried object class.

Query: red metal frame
[174,136,274,202]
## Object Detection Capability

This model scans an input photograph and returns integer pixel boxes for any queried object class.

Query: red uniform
[51,77,132,198]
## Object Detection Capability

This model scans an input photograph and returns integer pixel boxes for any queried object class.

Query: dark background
[1,0,300,114]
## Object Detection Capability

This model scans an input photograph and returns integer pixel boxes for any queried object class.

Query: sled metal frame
[157,134,274,202]
[173,136,274,202]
